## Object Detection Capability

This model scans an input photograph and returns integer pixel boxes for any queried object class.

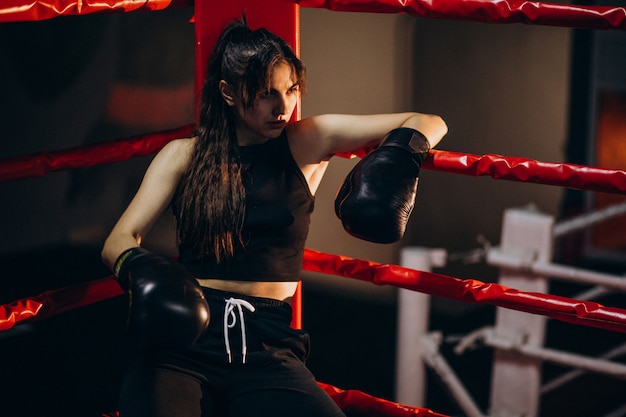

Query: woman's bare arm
[101,138,194,270]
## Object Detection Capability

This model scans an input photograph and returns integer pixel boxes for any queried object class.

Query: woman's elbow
[419,113,448,148]
[100,233,134,271]
[100,237,116,271]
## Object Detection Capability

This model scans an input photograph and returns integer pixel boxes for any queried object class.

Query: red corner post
[193,0,302,329]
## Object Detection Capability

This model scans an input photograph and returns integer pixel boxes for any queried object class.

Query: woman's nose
[276,92,295,116]
[274,95,287,115]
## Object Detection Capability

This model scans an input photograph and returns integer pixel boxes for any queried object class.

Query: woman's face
[231,61,299,146]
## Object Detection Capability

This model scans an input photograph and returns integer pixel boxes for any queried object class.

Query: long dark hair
[172,19,306,262]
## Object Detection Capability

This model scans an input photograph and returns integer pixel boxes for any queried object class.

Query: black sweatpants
[118,288,346,417]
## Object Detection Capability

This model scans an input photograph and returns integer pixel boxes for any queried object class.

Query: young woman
[101,19,447,417]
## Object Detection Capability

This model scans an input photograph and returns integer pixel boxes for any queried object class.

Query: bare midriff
[196,279,299,303]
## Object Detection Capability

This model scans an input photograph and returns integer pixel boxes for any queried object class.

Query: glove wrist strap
[380,127,430,163]
[113,247,145,284]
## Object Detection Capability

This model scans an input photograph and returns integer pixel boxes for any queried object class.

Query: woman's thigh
[228,385,346,417]
[119,364,211,417]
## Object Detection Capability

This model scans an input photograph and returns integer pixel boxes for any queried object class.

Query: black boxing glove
[334,128,430,243]
[114,247,210,349]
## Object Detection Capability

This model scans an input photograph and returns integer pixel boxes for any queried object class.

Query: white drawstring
[223,297,256,364]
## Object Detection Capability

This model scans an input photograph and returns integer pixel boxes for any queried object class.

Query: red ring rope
[2,129,625,195]
[3,249,626,334]
[0,0,192,22]
[317,382,448,417]
[425,149,626,195]
[302,249,626,334]
[295,0,626,30]
[0,125,194,183]
[2,0,625,31]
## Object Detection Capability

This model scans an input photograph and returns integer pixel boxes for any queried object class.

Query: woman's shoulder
[151,136,197,174]
[159,136,196,158]
[162,136,197,152]
[285,116,335,165]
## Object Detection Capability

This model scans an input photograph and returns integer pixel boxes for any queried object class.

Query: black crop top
[178,131,315,282]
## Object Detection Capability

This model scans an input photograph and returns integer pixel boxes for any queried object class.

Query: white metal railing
[396,202,626,417]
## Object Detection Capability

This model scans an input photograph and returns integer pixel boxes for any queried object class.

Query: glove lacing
[223,297,256,364]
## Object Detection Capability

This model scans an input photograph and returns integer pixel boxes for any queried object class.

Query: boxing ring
[1,1,626,416]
